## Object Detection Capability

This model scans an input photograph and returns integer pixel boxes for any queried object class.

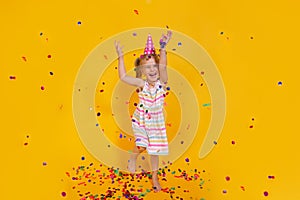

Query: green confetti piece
[202,103,211,107]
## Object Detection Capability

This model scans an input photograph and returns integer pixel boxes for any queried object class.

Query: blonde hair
[134,54,160,78]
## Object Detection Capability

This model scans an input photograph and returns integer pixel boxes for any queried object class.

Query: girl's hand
[114,40,123,57]
[159,31,172,49]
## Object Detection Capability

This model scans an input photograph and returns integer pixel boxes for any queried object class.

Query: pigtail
[134,57,142,78]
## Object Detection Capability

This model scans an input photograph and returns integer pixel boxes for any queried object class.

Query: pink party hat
[143,34,156,55]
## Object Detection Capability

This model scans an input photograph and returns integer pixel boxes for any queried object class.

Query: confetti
[77,21,82,25]
[268,175,275,179]
[178,42,182,46]
[132,32,137,36]
[225,176,230,181]
[47,54,52,58]
[185,158,190,162]
[81,156,85,161]
[202,103,211,107]
[22,56,27,62]
[263,191,269,196]
[41,86,45,90]
[278,81,283,86]
[231,140,236,145]
[222,189,227,194]
[220,31,224,35]
[134,9,139,15]
[42,162,47,166]
[97,112,101,116]
[49,71,54,75]
[61,192,67,197]
[9,76,16,80]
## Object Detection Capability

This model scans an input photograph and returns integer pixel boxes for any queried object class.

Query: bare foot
[127,158,136,173]
[152,174,162,192]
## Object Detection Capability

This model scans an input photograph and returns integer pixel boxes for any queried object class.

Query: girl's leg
[150,155,161,192]
[128,145,146,173]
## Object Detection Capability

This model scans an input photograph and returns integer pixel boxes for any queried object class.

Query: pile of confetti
[63,160,209,200]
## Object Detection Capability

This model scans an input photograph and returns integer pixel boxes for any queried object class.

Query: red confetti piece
[240,186,245,191]
[24,142,28,146]
[249,125,253,128]
[22,56,27,61]
[225,176,230,181]
[61,191,67,197]
[263,191,269,196]
[100,89,104,93]
[41,86,45,90]
[9,76,16,80]
[134,9,139,15]
[47,54,52,58]
[231,140,236,145]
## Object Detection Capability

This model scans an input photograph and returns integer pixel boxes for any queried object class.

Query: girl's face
[141,57,159,83]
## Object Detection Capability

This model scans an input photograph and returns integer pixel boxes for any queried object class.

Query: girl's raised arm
[115,41,144,87]
[158,31,172,84]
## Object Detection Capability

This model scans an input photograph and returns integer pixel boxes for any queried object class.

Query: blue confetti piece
[81,156,85,160]
[278,81,283,86]
[119,133,123,138]
[77,21,82,25]
[178,42,182,46]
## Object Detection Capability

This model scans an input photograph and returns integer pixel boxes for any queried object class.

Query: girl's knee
[137,146,146,152]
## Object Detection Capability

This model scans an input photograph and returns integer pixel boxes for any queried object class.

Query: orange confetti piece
[134,9,139,15]
[22,56,27,61]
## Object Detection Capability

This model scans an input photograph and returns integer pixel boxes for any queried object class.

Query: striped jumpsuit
[131,80,168,155]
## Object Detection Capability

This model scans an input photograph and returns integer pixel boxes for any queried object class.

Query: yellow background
[1,0,300,199]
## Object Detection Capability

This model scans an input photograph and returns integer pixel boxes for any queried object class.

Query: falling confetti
[47,54,52,58]
[225,176,230,181]
[202,103,211,107]
[9,76,16,80]
[77,21,82,25]
[278,81,283,86]
[61,191,67,197]
[22,56,27,62]
[41,86,45,90]
[263,191,269,196]
[134,9,139,15]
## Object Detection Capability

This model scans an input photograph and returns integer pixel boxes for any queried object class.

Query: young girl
[114,31,172,192]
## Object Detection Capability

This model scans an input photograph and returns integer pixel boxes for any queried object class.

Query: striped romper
[132,80,169,155]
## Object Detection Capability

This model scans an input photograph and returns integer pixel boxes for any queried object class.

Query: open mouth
[149,73,157,77]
